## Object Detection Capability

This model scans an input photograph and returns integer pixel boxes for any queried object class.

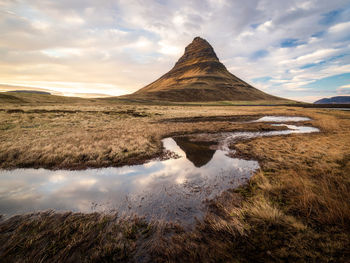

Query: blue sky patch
[300,63,319,69]
[300,54,348,69]
[252,76,272,83]
[302,73,350,92]
[250,23,260,29]
[251,49,268,59]
[319,9,342,25]
[280,38,306,48]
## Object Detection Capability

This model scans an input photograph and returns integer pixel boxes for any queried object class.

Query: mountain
[122,37,283,102]
[314,96,350,104]
[8,90,51,95]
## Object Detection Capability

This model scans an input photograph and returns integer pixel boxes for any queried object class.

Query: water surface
[0,138,258,224]
[252,116,311,122]
[0,117,319,224]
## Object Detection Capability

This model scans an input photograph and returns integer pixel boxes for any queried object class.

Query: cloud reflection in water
[0,122,319,224]
[0,138,258,224]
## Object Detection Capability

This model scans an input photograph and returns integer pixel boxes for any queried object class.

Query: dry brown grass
[0,98,349,262]
[0,103,303,169]
[233,109,350,225]
[135,108,350,262]
[0,212,150,262]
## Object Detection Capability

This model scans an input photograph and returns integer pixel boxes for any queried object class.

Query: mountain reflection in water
[173,137,216,167]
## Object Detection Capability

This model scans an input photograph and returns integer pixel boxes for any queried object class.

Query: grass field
[0,93,302,170]
[0,92,349,262]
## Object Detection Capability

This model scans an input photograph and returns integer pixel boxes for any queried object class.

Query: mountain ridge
[314,96,350,104]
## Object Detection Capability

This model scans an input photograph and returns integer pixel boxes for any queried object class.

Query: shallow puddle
[0,117,319,225]
[0,139,258,224]
[184,124,319,152]
[252,116,311,122]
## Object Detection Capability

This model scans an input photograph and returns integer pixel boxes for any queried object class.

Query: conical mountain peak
[174,37,219,68]
[123,37,284,102]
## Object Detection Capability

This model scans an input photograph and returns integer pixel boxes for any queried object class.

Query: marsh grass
[0,95,349,262]
[138,108,350,262]
[0,212,151,262]
[0,102,301,169]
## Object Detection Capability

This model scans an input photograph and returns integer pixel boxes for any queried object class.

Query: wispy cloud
[0,0,349,101]
[336,84,350,94]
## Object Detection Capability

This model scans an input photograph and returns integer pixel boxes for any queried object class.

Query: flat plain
[0,92,349,262]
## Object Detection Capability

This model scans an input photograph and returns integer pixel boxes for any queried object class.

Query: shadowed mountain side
[173,137,216,167]
[122,37,284,102]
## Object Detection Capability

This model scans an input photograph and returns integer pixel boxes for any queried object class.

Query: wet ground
[0,116,319,225]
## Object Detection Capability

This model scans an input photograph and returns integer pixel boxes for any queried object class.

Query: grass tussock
[0,212,151,262]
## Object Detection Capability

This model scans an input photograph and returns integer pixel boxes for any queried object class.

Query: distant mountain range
[122,37,287,102]
[8,90,51,95]
[314,96,350,104]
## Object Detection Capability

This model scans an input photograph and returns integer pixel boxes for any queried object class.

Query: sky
[0,0,349,102]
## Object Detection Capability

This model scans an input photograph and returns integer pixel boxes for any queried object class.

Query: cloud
[295,49,339,63]
[0,0,349,99]
[336,84,350,94]
[328,21,350,34]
